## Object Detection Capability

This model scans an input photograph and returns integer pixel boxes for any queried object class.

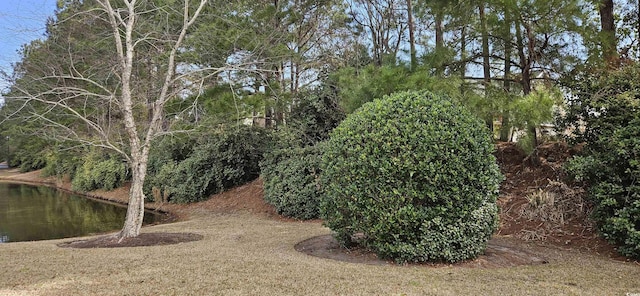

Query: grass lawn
[1,210,639,296]
[1,163,639,295]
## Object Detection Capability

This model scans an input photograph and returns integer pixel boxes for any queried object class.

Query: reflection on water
[0,183,160,243]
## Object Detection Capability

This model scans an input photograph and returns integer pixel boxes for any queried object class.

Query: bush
[561,63,640,259]
[151,126,273,203]
[261,145,323,220]
[41,148,83,179]
[9,139,48,172]
[287,90,345,146]
[13,149,47,172]
[565,120,640,258]
[72,152,127,192]
[2,127,49,172]
[144,135,195,200]
[320,90,502,263]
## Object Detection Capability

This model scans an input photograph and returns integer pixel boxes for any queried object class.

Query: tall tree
[423,0,448,75]
[1,0,247,239]
[500,2,514,141]
[599,0,619,66]
[479,1,491,86]
[406,0,417,70]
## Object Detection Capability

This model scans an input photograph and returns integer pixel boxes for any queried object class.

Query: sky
[0,0,57,93]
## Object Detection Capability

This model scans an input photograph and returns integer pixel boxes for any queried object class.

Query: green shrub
[156,148,222,203]
[320,90,502,263]
[3,131,49,172]
[144,135,195,200]
[152,126,273,203]
[9,139,48,172]
[566,120,640,258]
[72,152,127,192]
[261,145,323,220]
[13,149,47,172]
[287,90,345,146]
[41,148,83,179]
[561,63,640,259]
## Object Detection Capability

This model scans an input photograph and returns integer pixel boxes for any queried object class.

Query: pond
[0,183,162,243]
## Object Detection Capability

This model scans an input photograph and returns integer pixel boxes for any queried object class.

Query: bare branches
[2,0,226,160]
[348,0,407,65]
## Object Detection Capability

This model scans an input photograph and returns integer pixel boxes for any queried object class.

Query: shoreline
[0,168,180,223]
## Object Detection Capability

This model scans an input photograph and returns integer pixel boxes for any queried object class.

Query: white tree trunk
[118,158,148,239]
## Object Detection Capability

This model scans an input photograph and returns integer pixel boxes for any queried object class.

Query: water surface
[0,183,160,243]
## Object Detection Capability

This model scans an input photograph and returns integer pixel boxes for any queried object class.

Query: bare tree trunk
[479,2,493,131]
[407,0,417,70]
[460,25,466,80]
[500,10,513,142]
[435,10,444,76]
[479,2,491,86]
[119,157,147,238]
[599,0,618,67]
[104,0,145,239]
[514,18,530,95]
[104,0,208,238]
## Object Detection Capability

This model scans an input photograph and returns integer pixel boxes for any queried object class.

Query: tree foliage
[331,64,471,113]
[286,88,346,146]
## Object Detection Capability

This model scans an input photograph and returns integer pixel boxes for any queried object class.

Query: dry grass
[1,169,639,295]
[0,212,639,296]
[520,181,589,225]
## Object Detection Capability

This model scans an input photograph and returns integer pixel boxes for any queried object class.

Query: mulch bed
[295,234,549,268]
[58,233,203,248]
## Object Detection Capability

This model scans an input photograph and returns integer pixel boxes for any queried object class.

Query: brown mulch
[296,234,548,268]
[58,233,203,248]
[495,142,623,259]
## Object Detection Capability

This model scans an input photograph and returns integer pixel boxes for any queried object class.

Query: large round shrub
[261,145,323,220]
[320,90,502,263]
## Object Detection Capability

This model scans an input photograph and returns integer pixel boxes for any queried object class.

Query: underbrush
[517,180,591,241]
[261,145,323,220]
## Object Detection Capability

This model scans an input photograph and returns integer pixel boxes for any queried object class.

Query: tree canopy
[1,0,638,238]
